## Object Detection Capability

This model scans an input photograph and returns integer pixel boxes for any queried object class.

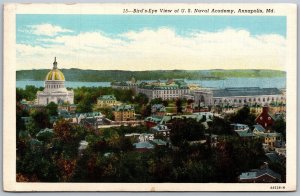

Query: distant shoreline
[16,69,286,82]
[16,77,286,90]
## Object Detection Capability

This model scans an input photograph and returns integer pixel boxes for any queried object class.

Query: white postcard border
[3,3,297,192]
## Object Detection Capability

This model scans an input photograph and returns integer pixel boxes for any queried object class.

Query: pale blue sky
[17,15,286,45]
[16,15,287,71]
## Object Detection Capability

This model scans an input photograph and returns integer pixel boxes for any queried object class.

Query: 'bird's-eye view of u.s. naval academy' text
[16,14,287,183]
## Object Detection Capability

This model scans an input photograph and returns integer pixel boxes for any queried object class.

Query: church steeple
[53,57,57,69]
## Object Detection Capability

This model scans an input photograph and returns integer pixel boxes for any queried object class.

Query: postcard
[3,3,297,191]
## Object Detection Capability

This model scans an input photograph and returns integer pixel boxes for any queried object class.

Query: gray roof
[235,131,255,137]
[113,104,134,111]
[213,87,281,98]
[239,172,257,180]
[98,95,116,101]
[133,141,154,149]
[36,128,53,137]
[152,104,166,112]
[240,168,281,180]
[139,80,188,90]
[145,116,162,123]
[151,124,170,132]
[266,152,282,163]
[251,168,281,180]
[253,124,266,132]
[150,139,167,146]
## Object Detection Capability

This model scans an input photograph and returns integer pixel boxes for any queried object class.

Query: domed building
[36,58,74,105]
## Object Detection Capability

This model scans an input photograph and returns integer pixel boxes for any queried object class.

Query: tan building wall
[113,110,135,121]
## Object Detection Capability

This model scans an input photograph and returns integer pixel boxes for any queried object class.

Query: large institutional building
[36,58,74,105]
[194,87,285,107]
[111,77,286,107]
[137,80,190,100]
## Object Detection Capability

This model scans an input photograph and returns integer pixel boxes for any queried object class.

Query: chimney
[262,106,269,114]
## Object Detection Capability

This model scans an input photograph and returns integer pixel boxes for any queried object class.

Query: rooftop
[113,104,134,111]
[98,95,117,101]
[151,139,167,146]
[133,141,154,149]
[213,87,281,98]
[253,124,266,132]
[235,131,255,138]
[139,80,188,90]
[239,168,281,180]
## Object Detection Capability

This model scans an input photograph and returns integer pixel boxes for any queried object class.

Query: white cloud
[27,23,73,36]
[16,28,286,71]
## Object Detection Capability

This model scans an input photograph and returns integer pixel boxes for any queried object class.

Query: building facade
[212,87,285,106]
[192,87,285,107]
[112,104,135,121]
[111,77,138,92]
[255,106,275,129]
[97,95,120,108]
[193,89,213,107]
[137,80,190,100]
[36,58,74,105]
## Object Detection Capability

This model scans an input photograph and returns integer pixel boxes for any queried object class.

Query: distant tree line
[17,69,286,82]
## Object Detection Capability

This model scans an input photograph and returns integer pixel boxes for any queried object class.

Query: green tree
[141,104,151,117]
[134,93,149,105]
[16,103,28,134]
[272,117,286,140]
[76,97,93,113]
[46,102,58,116]
[208,116,231,135]
[30,109,51,132]
[175,98,183,114]
[229,106,256,126]
[52,119,86,158]
[16,85,43,101]
[170,118,206,147]
[150,98,163,105]
[97,107,114,120]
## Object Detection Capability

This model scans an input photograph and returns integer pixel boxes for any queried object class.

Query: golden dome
[45,69,65,81]
[45,57,65,81]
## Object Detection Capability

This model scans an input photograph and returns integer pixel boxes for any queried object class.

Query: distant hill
[16,69,286,82]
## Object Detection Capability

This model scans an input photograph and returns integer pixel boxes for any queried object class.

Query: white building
[193,87,285,107]
[137,80,190,100]
[36,58,74,105]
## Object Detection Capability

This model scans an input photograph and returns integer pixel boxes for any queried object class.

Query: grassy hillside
[16,69,286,82]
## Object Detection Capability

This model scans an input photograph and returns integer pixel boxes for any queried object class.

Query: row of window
[101,100,115,104]
[153,89,189,95]
[46,84,64,89]
[153,94,179,98]
[139,89,188,95]
[214,96,285,104]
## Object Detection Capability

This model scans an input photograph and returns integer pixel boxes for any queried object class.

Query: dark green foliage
[229,106,256,126]
[150,98,169,107]
[46,102,58,116]
[170,118,206,147]
[134,93,149,105]
[16,85,43,101]
[97,107,114,120]
[16,86,285,183]
[208,116,232,135]
[74,87,135,113]
[175,98,183,114]
[17,69,286,82]
[272,117,286,140]
[29,109,51,135]
[16,103,28,134]
[76,98,93,113]
[141,104,151,117]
